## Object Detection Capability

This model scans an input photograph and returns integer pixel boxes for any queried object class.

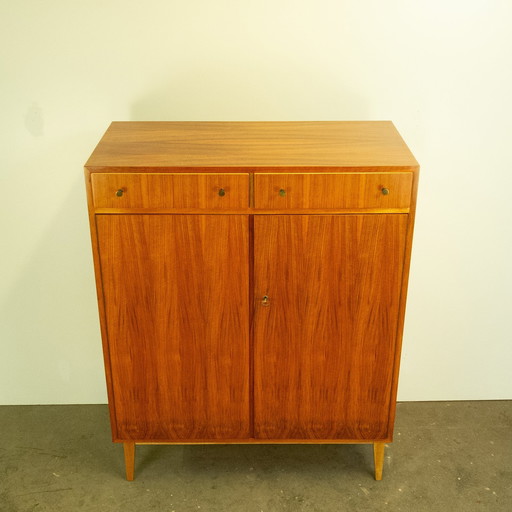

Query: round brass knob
[381,188,390,196]
[116,189,124,197]
[279,189,286,197]
[218,188,226,197]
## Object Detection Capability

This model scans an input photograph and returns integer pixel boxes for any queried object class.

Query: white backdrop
[1,0,511,404]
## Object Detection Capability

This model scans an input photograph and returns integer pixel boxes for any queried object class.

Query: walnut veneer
[85,121,419,481]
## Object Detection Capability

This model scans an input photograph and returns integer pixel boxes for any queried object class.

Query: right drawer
[254,173,413,210]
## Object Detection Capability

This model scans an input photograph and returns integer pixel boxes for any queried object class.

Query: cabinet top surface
[85,121,419,172]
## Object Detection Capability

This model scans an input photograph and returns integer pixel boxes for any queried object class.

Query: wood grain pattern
[85,121,419,171]
[96,214,250,440]
[92,173,249,209]
[385,168,420,437]
[253,214,408,440]
[254,173,412,210]
[84,171,119,440]
[84,121,419,480]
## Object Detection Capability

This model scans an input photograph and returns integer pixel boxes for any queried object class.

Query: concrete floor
[0,402,510,511]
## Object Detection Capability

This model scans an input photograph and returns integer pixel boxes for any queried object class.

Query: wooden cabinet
[85,121,419,481]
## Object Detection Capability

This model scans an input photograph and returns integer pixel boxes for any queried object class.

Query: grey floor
[0,402,510,512]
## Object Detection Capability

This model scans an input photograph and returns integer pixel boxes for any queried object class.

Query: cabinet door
[96,214,250,440]
[253,214,408,440]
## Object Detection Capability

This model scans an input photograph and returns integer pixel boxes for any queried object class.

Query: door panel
[253,214,408,440]
[96,214,250,440]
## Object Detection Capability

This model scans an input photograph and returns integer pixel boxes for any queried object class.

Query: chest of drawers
[85,121,419,480]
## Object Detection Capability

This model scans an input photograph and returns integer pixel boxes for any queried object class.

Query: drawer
[254,173,413,210]
[91,173,249,209]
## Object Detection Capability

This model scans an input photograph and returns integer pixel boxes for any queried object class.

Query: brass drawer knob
[381,187,390,196]
[116,189,124,197]
[218,188,226,197]
[279,189,286,197]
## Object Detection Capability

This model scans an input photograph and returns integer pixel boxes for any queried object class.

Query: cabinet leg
[123,442,135,481]
[373,442,385,480]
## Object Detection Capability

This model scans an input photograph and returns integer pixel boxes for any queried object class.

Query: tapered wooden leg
[123,442,135,481]
[373,442,385,481]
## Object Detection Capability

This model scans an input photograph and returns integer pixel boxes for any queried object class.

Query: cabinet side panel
[96,214,250,440]
[85,170,118,440]
[386,168,420,435]
[253,214,408,440]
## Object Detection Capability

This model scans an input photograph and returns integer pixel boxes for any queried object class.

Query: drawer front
[254,173,413,210]
[91,173,249,209]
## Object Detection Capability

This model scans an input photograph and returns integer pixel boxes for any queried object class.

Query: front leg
[373,442,385,480]
[123,442,135,481]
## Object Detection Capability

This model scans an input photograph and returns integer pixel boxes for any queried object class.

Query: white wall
[1,1,511,404]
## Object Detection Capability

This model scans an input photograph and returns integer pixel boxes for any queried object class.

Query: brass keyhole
[261,295,270,306]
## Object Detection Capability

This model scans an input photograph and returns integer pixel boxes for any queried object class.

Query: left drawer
[91,173,249,209]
